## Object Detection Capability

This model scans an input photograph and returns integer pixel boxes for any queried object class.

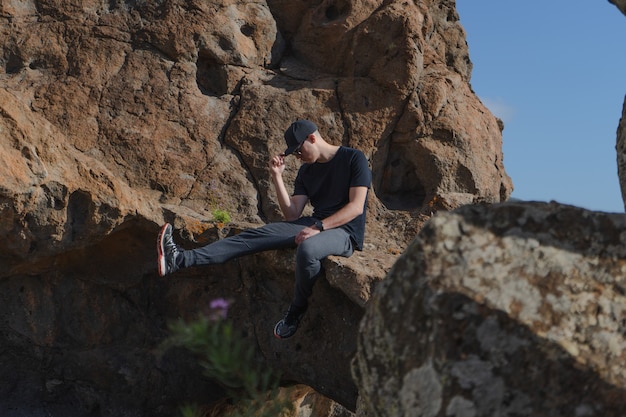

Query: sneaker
[157,223,181,277]
[273,305,307,339]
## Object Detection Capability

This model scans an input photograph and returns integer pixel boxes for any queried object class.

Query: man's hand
[270,154,308,221]
[269,154,286,177]
[295,226,320,245]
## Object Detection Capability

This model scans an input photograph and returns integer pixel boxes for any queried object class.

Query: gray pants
[180,217,354,308]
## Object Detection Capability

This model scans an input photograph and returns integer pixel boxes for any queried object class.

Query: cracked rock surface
[356,202,626,417]
[0,1,511,415]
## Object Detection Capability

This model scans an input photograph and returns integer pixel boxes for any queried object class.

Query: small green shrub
[163,299,293,417]
[212,209,231,224]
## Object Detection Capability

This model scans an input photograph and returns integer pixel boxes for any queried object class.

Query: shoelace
[163,233,180,258]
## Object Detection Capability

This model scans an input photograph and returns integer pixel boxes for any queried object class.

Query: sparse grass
[212,208,231,225]
[163,299,293,417]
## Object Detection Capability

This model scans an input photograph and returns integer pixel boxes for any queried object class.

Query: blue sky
[456,1,626,213]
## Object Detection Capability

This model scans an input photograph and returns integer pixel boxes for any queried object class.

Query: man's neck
[317,144,340,163]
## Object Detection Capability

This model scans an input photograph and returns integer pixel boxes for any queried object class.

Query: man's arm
[294,186,368,244]
[316,186,368,230]
[269,154,308,221]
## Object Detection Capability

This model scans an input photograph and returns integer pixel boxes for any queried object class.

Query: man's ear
[308,133,317,143]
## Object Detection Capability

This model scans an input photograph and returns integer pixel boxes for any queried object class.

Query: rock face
[617,95,626,210]
[0,0,511,415]
[355,201,626,417]
[613,2,626,210]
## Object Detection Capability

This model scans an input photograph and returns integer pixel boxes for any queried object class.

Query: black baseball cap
[283,120,318,155]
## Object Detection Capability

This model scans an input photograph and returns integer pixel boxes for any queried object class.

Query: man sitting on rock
[157,120,371,339]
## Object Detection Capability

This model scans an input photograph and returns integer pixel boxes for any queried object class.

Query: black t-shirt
[293,146,371,250]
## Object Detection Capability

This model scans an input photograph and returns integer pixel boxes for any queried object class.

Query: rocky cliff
[0,0,512,415]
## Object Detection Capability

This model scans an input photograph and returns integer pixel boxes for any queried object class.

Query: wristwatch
[314,219,324,231]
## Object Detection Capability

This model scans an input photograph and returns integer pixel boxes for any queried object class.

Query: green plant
[163,299,293,417]
[212,208,231,225]
[179,404,203,417]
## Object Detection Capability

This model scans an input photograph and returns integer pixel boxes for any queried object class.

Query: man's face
[294,139,315,163]
[293,141,304,158]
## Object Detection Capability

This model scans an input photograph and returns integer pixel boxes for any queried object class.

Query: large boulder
[0,0,511,414]
[355,201,626,416]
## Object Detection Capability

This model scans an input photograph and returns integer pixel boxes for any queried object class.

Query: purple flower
[209,298,230,320]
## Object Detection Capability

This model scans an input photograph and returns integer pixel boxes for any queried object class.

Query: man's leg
[158,220,314,276]
[274,228,353,339]
[292,228,354,307]
[181,221,306,267]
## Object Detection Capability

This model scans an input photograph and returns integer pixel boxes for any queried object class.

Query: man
[157,120,371,339]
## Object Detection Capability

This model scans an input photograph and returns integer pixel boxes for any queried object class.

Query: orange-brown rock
[0,0,511,415]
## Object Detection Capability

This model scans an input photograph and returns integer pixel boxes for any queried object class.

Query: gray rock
[356,201,626,417]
